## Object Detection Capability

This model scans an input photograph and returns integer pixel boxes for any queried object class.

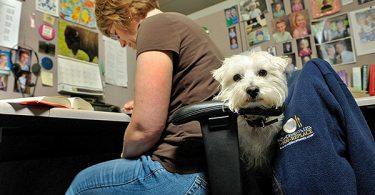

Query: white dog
[212,51,288,170]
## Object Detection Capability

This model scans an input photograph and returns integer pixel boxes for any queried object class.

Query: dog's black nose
[246,87,259,98]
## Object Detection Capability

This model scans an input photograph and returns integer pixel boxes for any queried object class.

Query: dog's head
[213,51,288,112]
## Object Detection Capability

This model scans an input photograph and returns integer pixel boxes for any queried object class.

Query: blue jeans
[66,155,208,195]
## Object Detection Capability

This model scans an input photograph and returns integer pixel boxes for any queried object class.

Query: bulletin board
[194,0,375,89]
[0,0,135,107]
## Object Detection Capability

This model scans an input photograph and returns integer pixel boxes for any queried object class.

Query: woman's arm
[123,51,173,158]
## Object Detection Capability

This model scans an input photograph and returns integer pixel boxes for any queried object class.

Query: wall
[192,0,375,86]
[0,0,136,107]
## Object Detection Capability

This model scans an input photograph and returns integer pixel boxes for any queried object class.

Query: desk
[0,102,130,194]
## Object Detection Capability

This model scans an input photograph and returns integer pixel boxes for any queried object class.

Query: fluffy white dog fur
[212,51,288,170]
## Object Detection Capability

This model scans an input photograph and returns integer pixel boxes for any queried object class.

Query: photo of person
[289,10,311,38]
[224,6,239,27]
[310,0,341,19]
[240,0,268,21]
[0,50,11,71]
[272,17,293,43]
[312,14,351,44]
[285,53,297,79]
[229,26,237,38]
[291,0,305,12]
[334,39,355,64]
[283,41,293,53]
[350,7,375,55]
[16,48,32,72]
[0,74,8,91]
[317,38,356,65]
[272,1,285,18]
[267,46,277,56]
[228,26,239,49]
[230,37,239,49]
[14,72,31,94]
[297,37,313,57]
[247,27,270,46]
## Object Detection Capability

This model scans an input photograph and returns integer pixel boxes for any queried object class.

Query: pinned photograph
[15,48,32,72]
[310,0,341,19]
[228,26,239,49]
[291,0,305,12]
[14,71,31,94]
[0,50,11,71]
[58,20,98,63]
[271,0,285,18]
[289,10,311,38]
[285,53,297,78]
[247,26,270,46]
[350,7,375,56]
[267,46,277,56]
[239,0,268,21]
[0,73,8,91]
[272,16,293,43]
[36,0,59,16]
[297,37,313,57]
[317,38,356,65]
[312,14,350,44]
[225,6,239,27]
[283,41,293,53]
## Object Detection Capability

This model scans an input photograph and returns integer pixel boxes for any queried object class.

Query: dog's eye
[233,74,242,82]
[258,69,267,77]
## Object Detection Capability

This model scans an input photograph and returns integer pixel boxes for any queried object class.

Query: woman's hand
[123,100,134,114]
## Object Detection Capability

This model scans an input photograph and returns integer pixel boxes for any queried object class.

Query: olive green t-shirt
[136,12,223,173]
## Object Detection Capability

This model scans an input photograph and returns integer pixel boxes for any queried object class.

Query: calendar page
[57,56,103,96]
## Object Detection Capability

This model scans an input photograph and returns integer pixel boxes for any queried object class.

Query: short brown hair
[95,0,159,36]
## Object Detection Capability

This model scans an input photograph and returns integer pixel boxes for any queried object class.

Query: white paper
[0,0,21,49]
[36,0,59,17]
[57,56,103,96]
[350,7,375,56]
[103,36,128,87]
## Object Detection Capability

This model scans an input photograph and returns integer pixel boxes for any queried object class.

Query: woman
[66,0,223,194]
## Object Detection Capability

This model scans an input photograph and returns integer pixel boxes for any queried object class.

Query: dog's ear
[212,65,225,83]
[271,55,289,71]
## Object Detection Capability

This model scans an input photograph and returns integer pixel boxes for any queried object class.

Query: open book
[0,96,94,111]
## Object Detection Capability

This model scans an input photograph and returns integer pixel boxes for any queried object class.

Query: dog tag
[283,118,297,133]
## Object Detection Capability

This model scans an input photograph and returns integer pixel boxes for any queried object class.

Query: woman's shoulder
[143,12,189,24]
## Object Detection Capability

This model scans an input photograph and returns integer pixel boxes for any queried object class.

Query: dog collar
[245,117,279,128]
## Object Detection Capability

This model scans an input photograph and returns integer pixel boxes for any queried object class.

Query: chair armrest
[170,101,284,125]
[169,101,230,125]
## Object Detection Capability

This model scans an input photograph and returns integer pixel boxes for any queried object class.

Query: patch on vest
[278,115,314,149]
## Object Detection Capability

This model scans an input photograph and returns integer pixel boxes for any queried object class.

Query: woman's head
[95,0,159,45]
[293,13,306,28]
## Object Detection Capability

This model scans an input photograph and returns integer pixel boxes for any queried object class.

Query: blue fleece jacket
[274,59,375,194]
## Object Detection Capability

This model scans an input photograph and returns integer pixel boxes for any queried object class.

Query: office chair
[170,101,284,195]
